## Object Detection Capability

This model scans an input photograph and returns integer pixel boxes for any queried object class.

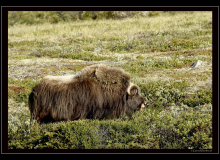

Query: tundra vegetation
[8,11,212,149]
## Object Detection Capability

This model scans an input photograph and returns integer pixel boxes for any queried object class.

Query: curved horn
[127,83,134,95]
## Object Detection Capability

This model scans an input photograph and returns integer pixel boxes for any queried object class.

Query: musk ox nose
[143,101,148,107]
[140,101,146,110]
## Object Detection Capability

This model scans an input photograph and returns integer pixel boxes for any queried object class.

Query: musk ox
[28,64,146,123]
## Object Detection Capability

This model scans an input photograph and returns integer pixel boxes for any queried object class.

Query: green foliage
[9,11,200,26]
[15,92,30,104]
[183,88,212,107]
[120,61,150,77]
[107,40,141,52]
[8,11,143,26]
[8,78,38,104]
[119,59,190,78]
[8,104,212,149]
[8,77,38,90]
[150,104,212,149]
[30,49,113,61]
[148,11,161,17]
[138,80,212,109]
[138,80,188,108]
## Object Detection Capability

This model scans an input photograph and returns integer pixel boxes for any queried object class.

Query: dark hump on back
[74,64,131,92]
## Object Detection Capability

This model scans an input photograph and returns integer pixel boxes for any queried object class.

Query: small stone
[190,60,203,68]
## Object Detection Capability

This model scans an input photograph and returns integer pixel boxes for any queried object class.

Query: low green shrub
[137,80,212,109]
[15,91,30,104]
[138,80,189,108]
[183,88,212,107]
[8,104,212,149]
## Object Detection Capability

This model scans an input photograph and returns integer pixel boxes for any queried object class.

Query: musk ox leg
[28,89,40,122]
[38,112,56,124]
[28,91,34,122]
[29,89,55,123]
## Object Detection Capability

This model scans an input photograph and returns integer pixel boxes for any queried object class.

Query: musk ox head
[126,83,146,117]
[28,64,146,123]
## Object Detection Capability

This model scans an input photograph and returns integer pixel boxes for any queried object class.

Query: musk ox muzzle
[28,64,146,123]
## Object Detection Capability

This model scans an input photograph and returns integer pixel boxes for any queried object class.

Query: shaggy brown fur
[28,64,145,123]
